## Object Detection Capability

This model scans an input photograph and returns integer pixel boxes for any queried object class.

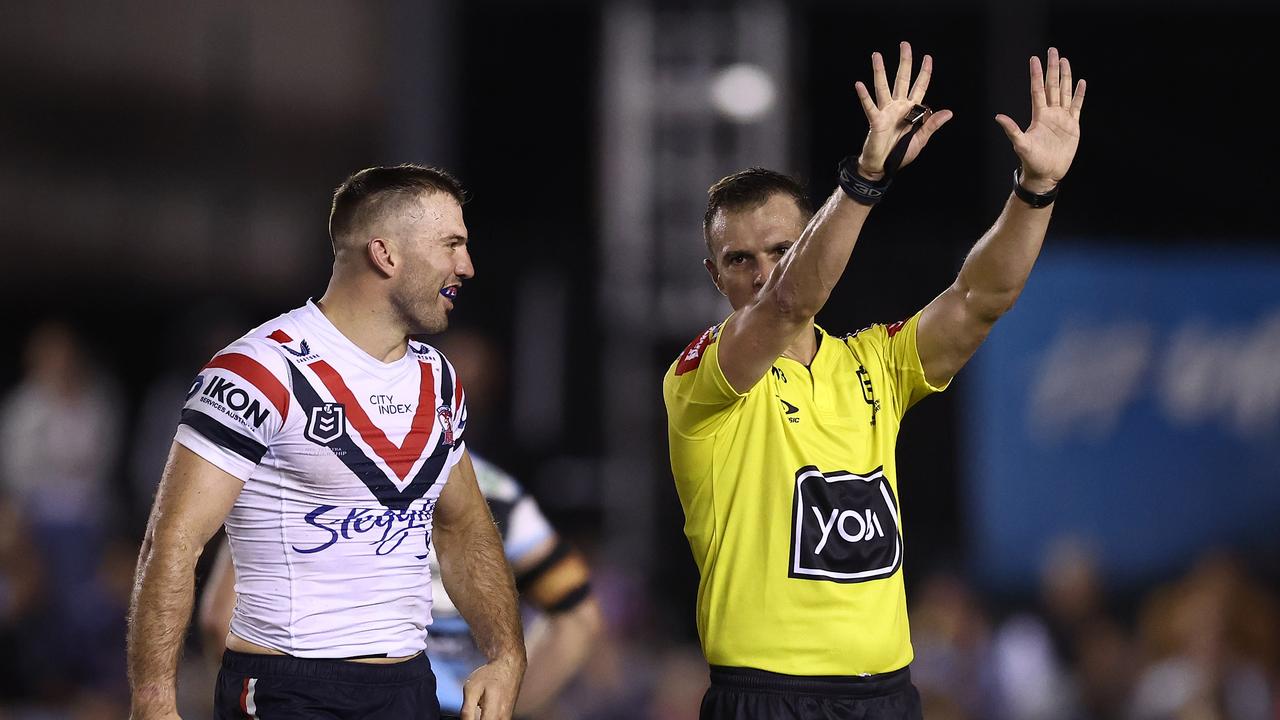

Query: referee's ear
[704,258,726,296]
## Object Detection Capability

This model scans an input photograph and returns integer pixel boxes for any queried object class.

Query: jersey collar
[300,299,419,375]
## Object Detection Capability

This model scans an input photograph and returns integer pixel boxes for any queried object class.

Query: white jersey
[175,300,467,658]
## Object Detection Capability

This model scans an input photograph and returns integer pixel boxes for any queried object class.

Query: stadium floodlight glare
[710,63,777,123]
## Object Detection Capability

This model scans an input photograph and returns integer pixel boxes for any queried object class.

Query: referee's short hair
[329,164,466,253]
[703,168,813,258]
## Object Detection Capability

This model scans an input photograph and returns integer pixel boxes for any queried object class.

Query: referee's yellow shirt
[663,311,947,676]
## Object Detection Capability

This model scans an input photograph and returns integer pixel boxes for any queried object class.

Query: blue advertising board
[964,245,1280,592]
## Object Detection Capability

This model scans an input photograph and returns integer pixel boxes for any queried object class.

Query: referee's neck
[779,322,820,367]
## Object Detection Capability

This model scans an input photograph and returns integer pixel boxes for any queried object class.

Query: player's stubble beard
[390,270,449,338]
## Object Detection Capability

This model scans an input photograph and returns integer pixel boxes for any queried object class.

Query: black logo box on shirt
[788,466,902,584]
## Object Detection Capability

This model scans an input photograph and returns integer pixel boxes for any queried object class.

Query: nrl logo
[305,403,347,445]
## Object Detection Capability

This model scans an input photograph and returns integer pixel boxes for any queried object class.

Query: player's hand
[995,47,1086,193]
[854,41,953,178]
[461,654,525,720]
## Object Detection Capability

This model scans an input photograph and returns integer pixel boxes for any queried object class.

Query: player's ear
[703,258,726,297]
[367,237,397,278]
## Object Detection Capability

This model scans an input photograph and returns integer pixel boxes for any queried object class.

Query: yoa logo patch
[788,465,902,583]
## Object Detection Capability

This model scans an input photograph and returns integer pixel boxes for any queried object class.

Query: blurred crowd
[909,542,1278,720]
[0,319,1276,719]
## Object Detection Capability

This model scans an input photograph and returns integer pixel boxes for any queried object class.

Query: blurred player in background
[128,165,526,720]
[664,44,1084,719]
[427,328,602,718]
[200,453,602,719]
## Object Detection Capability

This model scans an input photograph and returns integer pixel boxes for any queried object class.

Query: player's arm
[197,537,235,667]
[509,536,602,717]
[718,42,952,392]
[917,48,1085,387]
[434,449,527,720]
[128,444,243,720]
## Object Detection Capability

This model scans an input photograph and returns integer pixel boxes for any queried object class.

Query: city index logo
[202,376,271,429]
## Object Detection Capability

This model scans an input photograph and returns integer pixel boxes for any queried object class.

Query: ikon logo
[788,465,902,583]
[202,375,272,429]
[305,403,347,445]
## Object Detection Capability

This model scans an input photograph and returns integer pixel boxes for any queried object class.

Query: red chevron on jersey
[267,329,293,344]
[205,352,291,422]
[676,326,718,376]
[885,320,907,338]
[308,359,438,481]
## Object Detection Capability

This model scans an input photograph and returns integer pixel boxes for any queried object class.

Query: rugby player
[664,44,1085,718]
[127,165,526,720]
[198,454,602,719]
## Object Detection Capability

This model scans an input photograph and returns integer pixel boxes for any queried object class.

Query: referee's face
[704,193,808,311]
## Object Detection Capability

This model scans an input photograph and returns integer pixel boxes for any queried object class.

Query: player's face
[704,193,809,311]
[389,192,473,335]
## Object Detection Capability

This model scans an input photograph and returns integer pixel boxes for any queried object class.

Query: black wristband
[837,118,924,206]
[837,158,891,206]
[1012,168,1058,208]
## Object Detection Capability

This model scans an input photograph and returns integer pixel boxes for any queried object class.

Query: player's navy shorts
[700,664,923,720]
[215,648,440,719]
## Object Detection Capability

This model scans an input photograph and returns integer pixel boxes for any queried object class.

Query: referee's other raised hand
[994,46,1086,194]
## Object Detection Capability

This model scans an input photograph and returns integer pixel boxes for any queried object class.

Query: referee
[663,44,1085,718]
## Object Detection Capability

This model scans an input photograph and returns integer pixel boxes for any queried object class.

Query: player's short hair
[329,164,466,253]
[703,168,813,259]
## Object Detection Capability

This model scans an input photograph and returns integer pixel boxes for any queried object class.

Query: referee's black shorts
[214,648,440,719]
[701,664,923,720]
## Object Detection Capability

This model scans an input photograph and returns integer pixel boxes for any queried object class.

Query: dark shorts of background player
[700,665,923,720]
[215,648,440,719]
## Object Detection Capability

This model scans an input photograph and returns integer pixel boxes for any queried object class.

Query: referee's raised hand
[995,46,1086,194]
[854,40,953,178]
